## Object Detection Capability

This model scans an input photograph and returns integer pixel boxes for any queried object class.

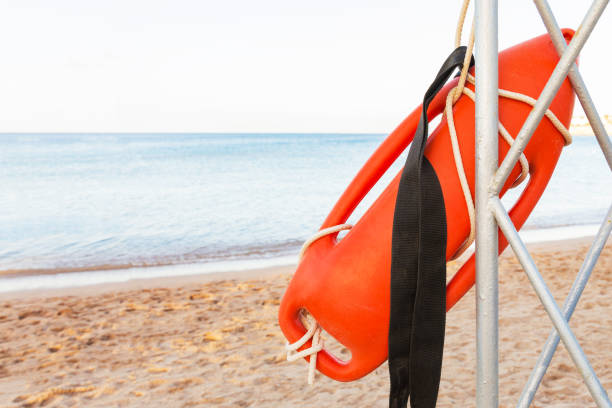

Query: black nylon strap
[388,47,474,408]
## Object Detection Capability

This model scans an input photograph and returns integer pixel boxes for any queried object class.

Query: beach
[2,1,612,406]
[0,237,610,407]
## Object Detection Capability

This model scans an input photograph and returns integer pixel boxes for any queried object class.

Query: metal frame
[474,0,612,406]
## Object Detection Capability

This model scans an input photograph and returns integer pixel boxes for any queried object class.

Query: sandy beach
[0,238,610,407]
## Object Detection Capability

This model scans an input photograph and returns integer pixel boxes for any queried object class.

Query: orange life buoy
[279,30,576,382]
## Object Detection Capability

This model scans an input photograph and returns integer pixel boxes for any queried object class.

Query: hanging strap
[388,46,474,408]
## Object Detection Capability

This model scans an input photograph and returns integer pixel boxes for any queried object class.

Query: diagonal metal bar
[534,0,612,172]
[517,204,612,408]
[490,197,612,407]
[491,0,608,194]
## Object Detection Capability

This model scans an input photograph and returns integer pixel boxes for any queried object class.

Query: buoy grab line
[285,0,571,385]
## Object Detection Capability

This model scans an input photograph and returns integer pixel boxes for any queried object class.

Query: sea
[1,133,610,292]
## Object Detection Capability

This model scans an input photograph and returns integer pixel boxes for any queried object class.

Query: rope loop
[285,314,323,385]
[298,224,352,261]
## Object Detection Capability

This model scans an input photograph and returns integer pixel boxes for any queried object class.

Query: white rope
[287,224,351,385]
[298,224,352,261]
[444,0,571,259]
[285,315,323,385]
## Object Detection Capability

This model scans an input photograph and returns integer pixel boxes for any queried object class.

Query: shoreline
[0,235,602,301]
[0,223,602,284]
[0,264,295,301]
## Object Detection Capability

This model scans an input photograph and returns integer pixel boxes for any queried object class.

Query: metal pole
[492,0,608,194]
[491,198,612,407]
[534,0,612,172]
[517,204,612,408]
[475,0,499,406]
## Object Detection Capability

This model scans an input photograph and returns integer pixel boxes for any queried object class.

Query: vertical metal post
[474,0,499,406]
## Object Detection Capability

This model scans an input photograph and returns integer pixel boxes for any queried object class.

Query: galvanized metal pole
[517,204,612,408]
[534,0,612,172]
[491,198,612,407]
[491,0,606,194]
[474,0,499,406]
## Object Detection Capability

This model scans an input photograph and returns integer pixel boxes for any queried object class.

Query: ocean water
[0,133,610,278]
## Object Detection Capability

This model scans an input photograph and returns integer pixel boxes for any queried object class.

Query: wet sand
[0,238,610,407]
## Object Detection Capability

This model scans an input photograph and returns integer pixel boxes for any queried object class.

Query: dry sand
[0,238,610,407]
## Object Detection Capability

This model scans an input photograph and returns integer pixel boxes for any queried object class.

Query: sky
[0,1,610,133]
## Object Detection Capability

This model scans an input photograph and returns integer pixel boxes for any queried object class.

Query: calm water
[1,133,610,274]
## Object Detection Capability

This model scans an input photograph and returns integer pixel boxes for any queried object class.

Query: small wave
[0,239,303,278]
[0,224,602,293]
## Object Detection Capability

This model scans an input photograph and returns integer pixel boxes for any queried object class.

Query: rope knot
[285,316,324,385]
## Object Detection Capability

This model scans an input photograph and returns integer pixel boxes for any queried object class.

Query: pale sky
[0,1,610,133]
